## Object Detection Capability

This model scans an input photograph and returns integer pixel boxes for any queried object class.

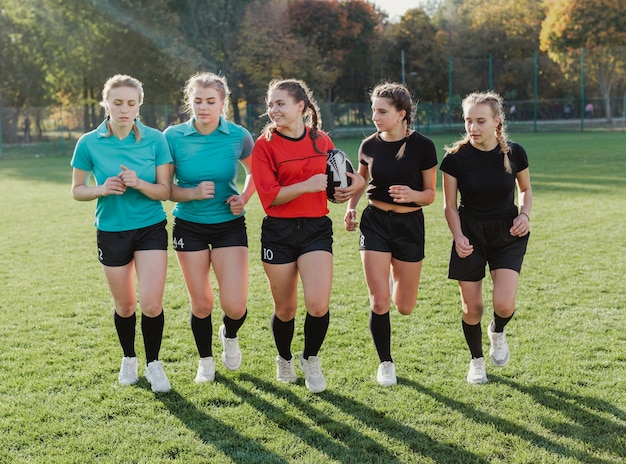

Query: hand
[118,165,140,188]
[454,234,474,258]
[510,213,530,237]
[344,209,358,231]
[195,181,215,200]
[102,176,127,196]
[389,185,414,203]
[334,171,365,203]
[303,173,327,193]
[226,194,245,215]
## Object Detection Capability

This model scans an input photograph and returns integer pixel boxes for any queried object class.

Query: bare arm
[72,168,126,201]
[510,168,532,237]
[118,163,171,201]
[443,172,473,258]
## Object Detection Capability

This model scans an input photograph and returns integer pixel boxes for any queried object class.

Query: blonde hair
[371,82,414,159]
[445,91,512,174]
[262,78,324,154]
[99,74,144,142]
[183,72,230,119]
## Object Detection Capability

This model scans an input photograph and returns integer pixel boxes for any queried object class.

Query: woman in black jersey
[344,83,437,386]
[440,91,532,384]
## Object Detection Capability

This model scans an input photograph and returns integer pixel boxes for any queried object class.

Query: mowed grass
[0,130,625,463]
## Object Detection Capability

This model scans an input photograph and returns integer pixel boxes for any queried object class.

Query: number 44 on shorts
[173,237,184,249]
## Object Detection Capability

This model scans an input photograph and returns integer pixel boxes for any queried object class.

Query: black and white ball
[326,148,354,203]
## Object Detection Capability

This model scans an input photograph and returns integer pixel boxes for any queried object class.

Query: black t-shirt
[359,131,438,207]
[440,142,529,218]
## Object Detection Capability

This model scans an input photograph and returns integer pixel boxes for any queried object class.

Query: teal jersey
[71,119,172,232]
[164,117,254,224]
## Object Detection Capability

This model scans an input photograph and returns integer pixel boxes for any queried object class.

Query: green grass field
[0,131,625,463]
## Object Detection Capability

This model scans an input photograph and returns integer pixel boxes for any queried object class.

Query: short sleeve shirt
[252,128,334,218]
[164,117,254,224]
[440,142,529,218]
[359,131,438,207]
[70,119,172,232]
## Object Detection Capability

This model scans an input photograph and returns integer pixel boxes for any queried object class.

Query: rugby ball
[326,149,354,203]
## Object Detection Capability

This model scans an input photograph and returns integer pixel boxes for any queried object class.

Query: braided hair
[100,74,144,142]
[371,82,414,159]
[262,78,324,154]
[445,91,512,174]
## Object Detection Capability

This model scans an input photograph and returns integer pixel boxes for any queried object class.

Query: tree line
[1,0,625,129]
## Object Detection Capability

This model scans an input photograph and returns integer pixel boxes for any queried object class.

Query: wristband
[519,211,530,221]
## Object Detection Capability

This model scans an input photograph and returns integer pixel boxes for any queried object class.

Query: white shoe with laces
[145,360,171,393]
[195,357,215,383]
[488,321,510,367]
[299,355,326,393]
[218,324,242,370]
[376,361,397,386]
[467,357,488,384]
[275,355,297,383]
[118,356,138,385]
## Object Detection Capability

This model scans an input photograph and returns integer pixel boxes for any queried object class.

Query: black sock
[462,320,483,359]
[370,310,392,363]
[114,311,136,358]
[223,309,247,338]
[493,311,514,333]
[191,313,212,358]
[141,311,164,364]
[303,312,329,359]
[271,313,294,361]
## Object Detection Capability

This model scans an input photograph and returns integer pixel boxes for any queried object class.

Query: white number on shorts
[263,247,274,261]
[173,237,184,249]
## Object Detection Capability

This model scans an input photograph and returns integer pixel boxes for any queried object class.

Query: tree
[540,0,626,123]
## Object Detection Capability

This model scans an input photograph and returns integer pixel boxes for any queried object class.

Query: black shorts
[448,214,529,281]
[172,216,248,252]
[261,216,333,264]
[97,220,168,267]
[359,204,425,262]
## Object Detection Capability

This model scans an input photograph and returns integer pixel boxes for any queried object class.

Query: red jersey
[252,128,334,218]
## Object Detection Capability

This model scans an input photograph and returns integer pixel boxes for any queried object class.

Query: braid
[371,82,414,159]
[446,91,511,173]
[264,79,324,153]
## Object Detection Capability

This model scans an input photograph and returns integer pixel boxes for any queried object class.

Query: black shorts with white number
[358,204,425,262]
[172,216,248,252]
[96,220,168,267]
[260,216,333,264]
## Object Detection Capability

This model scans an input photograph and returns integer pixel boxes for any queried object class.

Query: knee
[396,304,414,316]
[493,301,515,318]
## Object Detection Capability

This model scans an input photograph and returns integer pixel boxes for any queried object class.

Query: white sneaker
[145,360,171,393]
[488,322,510,367]
[118,356,138,385]
[376,361,397,386]
[299,355,326,393]
[195,357,215,383]
[275,355,297,383]
[218,324,242,370]
[467,357,488,384]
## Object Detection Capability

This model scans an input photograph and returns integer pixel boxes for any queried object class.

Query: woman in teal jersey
[164,72,255,383]
[71,75,173,393]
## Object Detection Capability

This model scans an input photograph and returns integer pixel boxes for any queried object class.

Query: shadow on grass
[402,377,623,464]
[223,373,488,464]
[157,389,289,464]
[492,375,626,459]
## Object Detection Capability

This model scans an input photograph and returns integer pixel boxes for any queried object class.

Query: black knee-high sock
[223,309,247,338]
[271,313,294,361]
[303,312,330,359]
[462,320,483,359]
[493,311,514,333]
[191,313,212,358]
[114,311,136,358]
[142,311,164,364]
[370,310,392,363]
